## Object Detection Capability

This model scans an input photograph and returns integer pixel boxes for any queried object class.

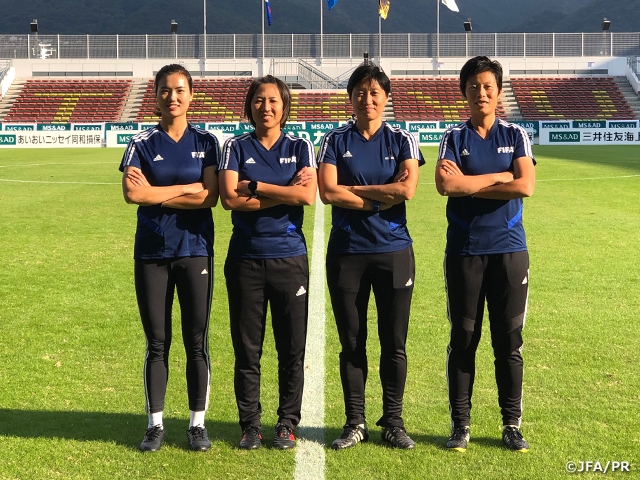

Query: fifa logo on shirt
[497,146,515,154]
[191,152,206,158]
[280,156,297,164]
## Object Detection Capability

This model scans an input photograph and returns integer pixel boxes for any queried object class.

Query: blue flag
[327,0,338,10]
[265,0,273,26]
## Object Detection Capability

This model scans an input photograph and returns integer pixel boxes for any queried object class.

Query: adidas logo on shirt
[153,154,164,161]
[405,278,413,287]
[296,286,307,297]
[201,269,208,275]
[343,151,353,158]
[246,158,256,164]
[461,149,470,156]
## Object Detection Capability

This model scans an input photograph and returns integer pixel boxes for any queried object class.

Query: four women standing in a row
[122,56,532,453]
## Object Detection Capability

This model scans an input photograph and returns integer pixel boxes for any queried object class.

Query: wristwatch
[371,200,380,212]
[248,180,258,198]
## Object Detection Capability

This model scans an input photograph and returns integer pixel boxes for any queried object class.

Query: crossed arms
[435,156,535,200]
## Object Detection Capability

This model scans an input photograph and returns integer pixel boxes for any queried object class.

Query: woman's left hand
[289,166,314,186]
[236,180,252,197]
[394,169,409,183]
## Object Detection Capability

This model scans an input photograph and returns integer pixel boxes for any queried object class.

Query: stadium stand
[391,77,506,121]
[135,78,252,122]
[4,79,132,123]
[511,77,636,120]
[289,91,351,121]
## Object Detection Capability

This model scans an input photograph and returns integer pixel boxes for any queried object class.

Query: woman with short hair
[318,63,424,450]
[219,75,317,450]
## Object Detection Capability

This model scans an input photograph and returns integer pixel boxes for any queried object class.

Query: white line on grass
[0,178,119,185]
[294,193,326,480]
[536,174,640,182]
[0,162,115,168]
[418,174,640,186]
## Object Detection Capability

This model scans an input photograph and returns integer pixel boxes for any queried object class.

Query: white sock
[148,412,163,429]
[190,410,206,428]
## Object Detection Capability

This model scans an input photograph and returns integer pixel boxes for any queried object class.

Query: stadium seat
[391,77,506,121]
[5,79,132,123]
[511,77,636,121]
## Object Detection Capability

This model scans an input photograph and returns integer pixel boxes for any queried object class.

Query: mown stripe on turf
[294,193,325,480]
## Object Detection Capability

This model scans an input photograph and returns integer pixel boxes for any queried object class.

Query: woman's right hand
[184,182,205,195]
[495,171,515,184]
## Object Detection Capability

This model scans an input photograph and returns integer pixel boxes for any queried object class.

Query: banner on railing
[418,127,534,146]
[539,127,640,145]
[0,131,102,148]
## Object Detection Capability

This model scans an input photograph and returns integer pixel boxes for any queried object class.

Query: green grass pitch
[0,145,638,479]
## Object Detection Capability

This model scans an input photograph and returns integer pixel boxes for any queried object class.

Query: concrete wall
[8,56,630,80]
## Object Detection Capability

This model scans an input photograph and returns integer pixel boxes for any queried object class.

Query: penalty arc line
[294,193,326,480]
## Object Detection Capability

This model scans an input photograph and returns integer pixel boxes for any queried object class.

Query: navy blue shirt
[219,131,316,259]
[317,122,425,254]
[120,123,220,260]
[439,118,535,255]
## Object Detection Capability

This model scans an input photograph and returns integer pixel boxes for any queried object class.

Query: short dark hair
[347,63,391,97]
[459,56,503,96]
[244,75,291,128]
[153,64,193,117]
[154,64,193,96]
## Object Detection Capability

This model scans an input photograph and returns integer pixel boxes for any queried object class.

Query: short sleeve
[219,137,240,172]
[398,129,425,166]
[119,138,140,172]
[203,134,220,169]
[513,125,536,165]
[316,131,337,166]
[438,128,458,164]
[297,137,317,169]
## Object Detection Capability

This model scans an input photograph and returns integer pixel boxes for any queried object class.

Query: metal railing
[0,59,12,79]
[269,58,341,89]
[1,32,638,60]
[629,56,640,76]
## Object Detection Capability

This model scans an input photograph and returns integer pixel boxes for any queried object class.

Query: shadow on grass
[0,409,242,450]
[0,411,507,451]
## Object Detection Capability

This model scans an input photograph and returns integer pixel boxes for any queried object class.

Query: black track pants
[444,251,529,428]
[135,256,213,413]
[225,255,309,430]
[326,246,415,429]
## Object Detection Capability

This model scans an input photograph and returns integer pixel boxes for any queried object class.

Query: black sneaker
[139,425,165,452]
[381,426,416,450]
[446,426,470,452]
[187,426,211,451]
[239,425,262,450]
[273,423,296,450]
[502,426,529,452]
[331,424,369,450]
